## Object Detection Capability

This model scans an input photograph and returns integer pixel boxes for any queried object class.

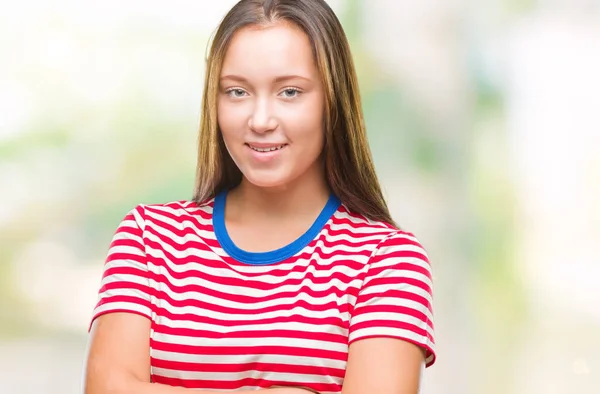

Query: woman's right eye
[225,88,248,98]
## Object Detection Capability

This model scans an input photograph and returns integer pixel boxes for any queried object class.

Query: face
[217,22,325,189]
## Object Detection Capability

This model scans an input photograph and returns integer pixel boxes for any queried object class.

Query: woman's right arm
[82,312,159,394]
[82,312,312,394]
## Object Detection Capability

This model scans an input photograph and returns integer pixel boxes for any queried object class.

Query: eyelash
[279,87,301,98]
[224,87,248,98]
[224,87,302,98]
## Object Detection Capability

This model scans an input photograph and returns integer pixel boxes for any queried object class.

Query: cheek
[217,101,243,144]
[288,102,325,147]
[281,94,324,131]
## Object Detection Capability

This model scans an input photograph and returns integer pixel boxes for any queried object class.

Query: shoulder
[122,199,215,229]
[333,204,426,248]
[332,204,430,269]
[333,204,397,233]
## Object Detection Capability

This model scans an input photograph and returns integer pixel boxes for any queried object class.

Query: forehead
[221,22,317,79]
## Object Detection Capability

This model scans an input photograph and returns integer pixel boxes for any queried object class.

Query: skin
[82,21,425,394]
[218,22,330,253]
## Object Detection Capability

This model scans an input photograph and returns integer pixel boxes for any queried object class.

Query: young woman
[82,1,436,393]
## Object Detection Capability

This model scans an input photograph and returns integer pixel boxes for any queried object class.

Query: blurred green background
[1,0,599,393]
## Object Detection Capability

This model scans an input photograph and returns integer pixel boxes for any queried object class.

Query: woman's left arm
[342,337,425,394]
[342,230,436,394]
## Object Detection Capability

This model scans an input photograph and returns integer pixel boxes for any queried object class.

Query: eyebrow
[220,74,312,83]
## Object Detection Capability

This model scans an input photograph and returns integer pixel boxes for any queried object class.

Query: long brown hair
[193,0,396,227]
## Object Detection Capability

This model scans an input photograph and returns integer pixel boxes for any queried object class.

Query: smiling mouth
[246,144,287,152]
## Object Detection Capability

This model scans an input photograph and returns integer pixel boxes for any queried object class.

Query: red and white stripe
[91,200,435,393]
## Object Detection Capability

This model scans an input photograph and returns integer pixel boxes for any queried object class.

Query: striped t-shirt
[91,191,436,393]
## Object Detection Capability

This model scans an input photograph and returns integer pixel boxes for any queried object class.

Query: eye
[280,87,300,98]
[225,88,248,98]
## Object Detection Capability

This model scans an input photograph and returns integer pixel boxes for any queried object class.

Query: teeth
[249,145,285,152]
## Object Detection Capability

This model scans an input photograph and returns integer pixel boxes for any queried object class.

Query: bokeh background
[1,0,599,393]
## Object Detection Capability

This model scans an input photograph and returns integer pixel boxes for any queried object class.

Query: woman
[82,0,436,393]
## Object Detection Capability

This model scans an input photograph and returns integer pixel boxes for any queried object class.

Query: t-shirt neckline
[213,190,341,265]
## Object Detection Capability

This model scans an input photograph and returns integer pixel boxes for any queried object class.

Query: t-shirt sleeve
[348,230,436,367]
[89,205,152,330]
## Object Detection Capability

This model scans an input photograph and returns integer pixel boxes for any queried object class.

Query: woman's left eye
[280,88,300,98]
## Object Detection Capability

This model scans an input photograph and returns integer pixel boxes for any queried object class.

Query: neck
[226,165,330,222]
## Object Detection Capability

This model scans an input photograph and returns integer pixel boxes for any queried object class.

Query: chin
[242,171,292,189]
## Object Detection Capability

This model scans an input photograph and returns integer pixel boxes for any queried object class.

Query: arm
[341,338,424,394]
[82,313,309,394]
[341,231,436,394]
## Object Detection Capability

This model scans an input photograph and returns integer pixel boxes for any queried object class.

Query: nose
[248,97,278,133]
